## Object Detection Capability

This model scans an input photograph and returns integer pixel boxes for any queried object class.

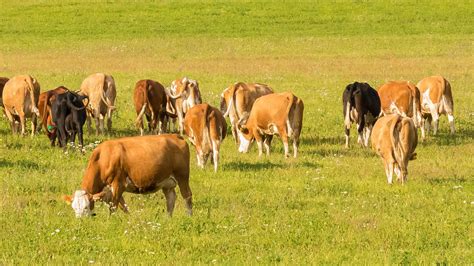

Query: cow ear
[62,195,73,205]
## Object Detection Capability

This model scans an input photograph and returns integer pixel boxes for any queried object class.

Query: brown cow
[238,92,304,158]
[2,75,41,135]
[79,73,116,135]
[133,79,167,136]
[0,77,9,108]
[371,114,418,184]
[378,81,422,128]
[184,103,227,172]
[416,76,454,139]
[166,77,202,134]
[64,134,192,217]
[38,86,69,145]
[220,82,273,144]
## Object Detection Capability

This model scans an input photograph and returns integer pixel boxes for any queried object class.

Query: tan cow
[371,114,418,184]
[0,77,9,108]
[64,134,192,217]
[416,76,454,139]
[378,81,422,128]
[78,73,116,135]
[38,86,69,145]
[133,79,167,135]
[166,77,202,134]
[184,103,227,172]
[238,92,304,158]
[220,82,273,144]
[2,75,40,135]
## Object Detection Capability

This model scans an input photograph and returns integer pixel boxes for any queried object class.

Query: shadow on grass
[301,135,345,146]
[0,158,40,169]
[425,176,467,184]
[223,160,283,171]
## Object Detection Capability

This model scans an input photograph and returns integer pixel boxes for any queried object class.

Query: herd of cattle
[0,74,454,217]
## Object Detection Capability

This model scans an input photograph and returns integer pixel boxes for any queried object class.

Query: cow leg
[4,109,16,134]
[433,117,439,135]
[18,113,26,136]
[364,125,372,147]
[118,196,129,213]
[99,114,105,135]
[30,114,37,137]
[292,135,300,158]
[420,117,426,141]
[178,111,184,135]
[344,127,350,148]
[232,124,238,144]
[394,164,401,182]
[448,113,455,135]
[77,123,85,153]
[264,135,273,156]
[211,140,220,172]
[86,115,93,135]
[279,128,290,158]
[106,109,113,132]
[175,171,193,216]
[387,162,394,184]
[162,187,176,217]
[254,133,264,157]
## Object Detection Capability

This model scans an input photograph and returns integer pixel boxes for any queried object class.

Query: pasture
[1,0,473,264]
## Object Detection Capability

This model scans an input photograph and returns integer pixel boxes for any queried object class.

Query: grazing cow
[416,76,454,139]
[38,86,68,146]
[220,82,273,144]
[342,82,381,148]
[133,79,168,135]
[63,134,192,218]
[51,91,88,152]
[2,75,40,136]
[378,81,422,128]
[237,92,304,158]
[166,77,202,134]
[371,114,417,184]
[0,77,9,108]
[79,73,116,135]
[184,103,227,172]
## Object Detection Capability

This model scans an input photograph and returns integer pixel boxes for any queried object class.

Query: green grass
[1,0,473,264]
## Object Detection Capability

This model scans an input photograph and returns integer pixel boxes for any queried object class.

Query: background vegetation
[0,0,473,264]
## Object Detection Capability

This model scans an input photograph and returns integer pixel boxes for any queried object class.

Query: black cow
[342,82,381,148]
[51,91,88,152]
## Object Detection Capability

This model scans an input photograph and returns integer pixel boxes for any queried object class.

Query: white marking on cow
[448,114,454,123]
[344,102,351,130]
[238,131,251,153]
[71,190,91,218]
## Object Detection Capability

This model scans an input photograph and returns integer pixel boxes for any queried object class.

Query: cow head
[63,187,113,218]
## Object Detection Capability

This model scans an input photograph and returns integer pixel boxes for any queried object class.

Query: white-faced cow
[378,81,422,128]
[238,92,304,158]
[371,114,418,184]
[64,134,192,217]
[184,103,227,172]
[342,82,381,148]
[78,73,116,135]
[416,76,454,139]
[2,75,41,136]
[220,82,273,144]
[166,77,202,134]
[133,79,167,135]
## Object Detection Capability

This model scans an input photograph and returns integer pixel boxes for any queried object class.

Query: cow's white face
[238,131,252,153]
[71,190,92,218]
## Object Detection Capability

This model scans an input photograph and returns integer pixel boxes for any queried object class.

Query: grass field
[1,0,473,264]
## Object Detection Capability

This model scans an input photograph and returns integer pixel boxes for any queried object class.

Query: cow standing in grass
[79,73,116,135]
[133,79,168,135]
[371,114,418,184]
[2,75,41,136]
[220,82,273,144]
[166,77,202,134]
[38,86,69,146]
[342,82,381,148]
[184,103,227,172]
[416,76,455,139]
[238,92,304,158]
[378,81,422,128]
[64,134,192,217]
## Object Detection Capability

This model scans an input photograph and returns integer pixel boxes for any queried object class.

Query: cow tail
[443,78,454,114]
[25,76,39,115]
[390,115,409,170]
[285,93,297,137]
[135,87,148,128]
[344,101,351,130]
[42,90,54,127]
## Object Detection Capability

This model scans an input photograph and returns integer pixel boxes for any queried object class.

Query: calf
[2,75,40,136]
[220,82,273,144]
[238,92,304,158]
[378,81,422,128]
[166,77,202,134]
[416,76,454,139]
[51,91,88,152]
[38,86,68,146]
[184,103,227,172]
[133,79,167,135]
[64,134,192,218]
[371,114,418,184]
[342,82,381,148]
